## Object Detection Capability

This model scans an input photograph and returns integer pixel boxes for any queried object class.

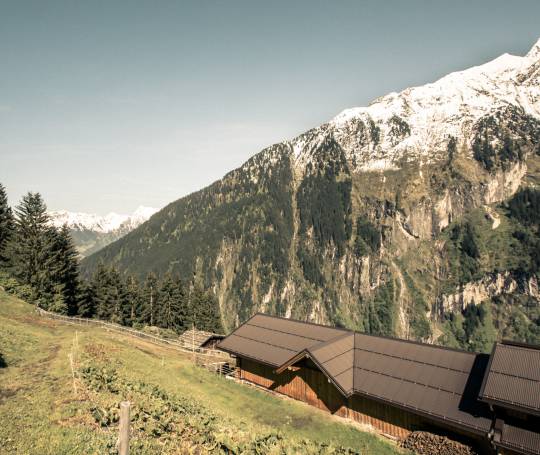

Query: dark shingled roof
[217,314,344,367]
[495,422,540,455]
[218,314,493,434]
[479,341,540,416]
[350,332,491,433]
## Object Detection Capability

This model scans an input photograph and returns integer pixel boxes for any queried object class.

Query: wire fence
[42,310,239,454]
[36,308,232,364]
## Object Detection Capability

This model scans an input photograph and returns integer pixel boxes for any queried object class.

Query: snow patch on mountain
[285,37,540,173]
[49,206,158,234]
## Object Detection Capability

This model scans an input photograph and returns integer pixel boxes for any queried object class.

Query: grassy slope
[0,291,402,454]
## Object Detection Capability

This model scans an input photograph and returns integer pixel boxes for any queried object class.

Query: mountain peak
[526,37,540,59]
[313,40,540,173]
[49,206,158,234]
[132,206,158,220]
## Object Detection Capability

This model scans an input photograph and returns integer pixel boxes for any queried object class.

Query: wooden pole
[150,286,153,327]
[68,353,77,395]
[118,401,130,455]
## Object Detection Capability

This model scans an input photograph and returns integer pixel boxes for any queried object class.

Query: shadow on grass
[0,352,6,368]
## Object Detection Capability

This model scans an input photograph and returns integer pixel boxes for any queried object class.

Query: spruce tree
[49,283,68,314]
[92,262,113,320]
[141,272,159,326]
[125,275,143,327]
[157,274,188,332]
[7,192,53,304]
[108,266,129,325]
[189,284,223,333]
[0,183,14,268]
[77,280,96,318]
[48,225,80,315]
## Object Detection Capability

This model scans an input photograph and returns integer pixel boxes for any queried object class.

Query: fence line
[36,308,230,361]
[41,310,238,454]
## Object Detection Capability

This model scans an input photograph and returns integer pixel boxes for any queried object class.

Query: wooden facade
[219,315,540,454]
[238,357,425,439]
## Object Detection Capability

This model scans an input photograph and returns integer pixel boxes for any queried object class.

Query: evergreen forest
[0,183,222,335]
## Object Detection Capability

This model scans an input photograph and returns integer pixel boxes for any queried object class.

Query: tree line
[0,183,222,334]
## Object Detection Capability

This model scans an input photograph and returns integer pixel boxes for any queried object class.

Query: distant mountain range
[49,206,158,257]
[82,38,540,349]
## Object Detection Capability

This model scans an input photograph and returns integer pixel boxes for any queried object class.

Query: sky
[1,1,539,215]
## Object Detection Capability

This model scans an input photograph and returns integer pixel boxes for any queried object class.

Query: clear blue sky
[1,0,539,214]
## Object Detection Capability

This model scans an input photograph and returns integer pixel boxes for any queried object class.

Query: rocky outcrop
[440,272,539,313]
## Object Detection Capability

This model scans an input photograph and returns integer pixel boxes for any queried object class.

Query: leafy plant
[79,353,364,454]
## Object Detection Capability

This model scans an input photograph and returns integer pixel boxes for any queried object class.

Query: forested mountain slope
[83,38,540,349]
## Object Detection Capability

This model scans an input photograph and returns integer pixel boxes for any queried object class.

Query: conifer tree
[125,275,143,327]
[189,284,223,333]
[48,225,80,315]
[77,280,96,318]
[141,272,159,326]
[49,283,68,314]
[92,262,113,320]
[108,266,129,325]
[0,183,14,268]
[7,192,53,304]
[157,274,188,331]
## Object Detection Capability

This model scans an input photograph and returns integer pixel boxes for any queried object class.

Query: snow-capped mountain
[84,38,540,341]
[49,206,157,233]
[49,206,158,257]
[289,37,540,173]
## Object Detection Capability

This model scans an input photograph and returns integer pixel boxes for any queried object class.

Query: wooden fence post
[68,353,77,395]
[118,401,130,455]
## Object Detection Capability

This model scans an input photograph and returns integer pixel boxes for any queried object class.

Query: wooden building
[218,314,540,455]
[178,328,224,350]
[479,341,540,455]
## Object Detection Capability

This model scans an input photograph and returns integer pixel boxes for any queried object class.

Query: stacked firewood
[400,431,478,455]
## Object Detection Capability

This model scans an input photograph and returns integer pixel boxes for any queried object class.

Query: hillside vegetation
[82,143,540,350]
[0,185,223,342]
[81,41,540,347]
[0,291,403,454]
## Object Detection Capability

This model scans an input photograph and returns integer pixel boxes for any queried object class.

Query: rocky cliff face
[82,39,540,348]
[440,272,539,313]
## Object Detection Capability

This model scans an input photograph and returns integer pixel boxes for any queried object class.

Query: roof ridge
[247,319,343,343]
[308,331,353,353]
[252,312,351,333]
[500,340,540,351]
[277,332,354,375]
[251,312,477,356]
[232,332,297,355]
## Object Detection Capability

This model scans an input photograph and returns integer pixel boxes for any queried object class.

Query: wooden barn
[217,314,540,455]
[178,328,225,350]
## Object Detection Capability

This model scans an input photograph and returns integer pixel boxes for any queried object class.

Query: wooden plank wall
[348,395,422,439]
[239,357,424,439]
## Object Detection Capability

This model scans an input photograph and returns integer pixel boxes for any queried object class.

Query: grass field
[0,291,405,454]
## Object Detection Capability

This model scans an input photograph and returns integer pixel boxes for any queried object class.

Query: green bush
[79,354,361,454]
[355,218,380,257]
[0,273,37,303]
